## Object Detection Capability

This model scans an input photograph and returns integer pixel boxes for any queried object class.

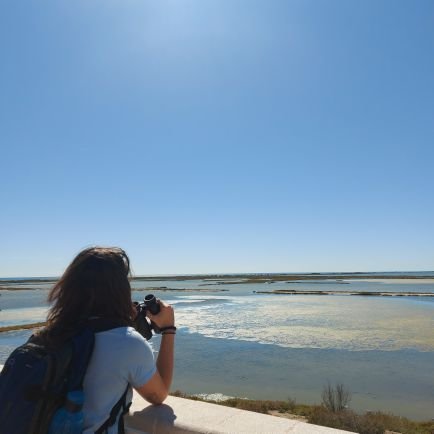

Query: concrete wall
[125,391,354,434]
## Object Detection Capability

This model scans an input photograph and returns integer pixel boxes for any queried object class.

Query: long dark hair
[38,246,133,346]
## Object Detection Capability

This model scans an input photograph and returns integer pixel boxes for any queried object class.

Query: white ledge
[125,392,354,434]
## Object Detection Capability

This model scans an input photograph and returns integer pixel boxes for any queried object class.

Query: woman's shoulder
[96,325,139,335]
[96,326,151,349]
[92,326,155,379]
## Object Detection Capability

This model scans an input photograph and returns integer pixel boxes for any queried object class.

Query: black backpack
[0,320,131,434]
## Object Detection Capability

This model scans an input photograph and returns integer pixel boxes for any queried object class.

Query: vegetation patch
[170,389,434,434]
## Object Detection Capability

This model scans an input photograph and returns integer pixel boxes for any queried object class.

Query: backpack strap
[68,318,127,392]
[94,384,131,434]
[68,328,95,391]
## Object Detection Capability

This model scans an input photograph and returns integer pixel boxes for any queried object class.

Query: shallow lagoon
[1,276,434,419]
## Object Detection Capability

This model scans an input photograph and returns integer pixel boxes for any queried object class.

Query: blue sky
[1,0,433,276]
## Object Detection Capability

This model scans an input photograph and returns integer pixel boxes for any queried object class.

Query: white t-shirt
[82,327,156,434]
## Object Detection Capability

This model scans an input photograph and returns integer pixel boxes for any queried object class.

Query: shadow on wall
[125,403,184,434]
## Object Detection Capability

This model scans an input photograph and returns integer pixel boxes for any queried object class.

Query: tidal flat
[1,271,434,289]
[1,272,433,420]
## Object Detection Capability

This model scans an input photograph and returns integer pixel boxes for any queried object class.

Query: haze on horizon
[1,0,433,278]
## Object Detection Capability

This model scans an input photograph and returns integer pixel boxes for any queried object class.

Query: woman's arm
[134,300,175,405]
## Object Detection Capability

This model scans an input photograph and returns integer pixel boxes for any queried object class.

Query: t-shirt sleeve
[125,329,157,388]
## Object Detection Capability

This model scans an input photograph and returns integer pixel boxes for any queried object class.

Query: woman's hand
[131,302,138,320]
[147,299,175,329]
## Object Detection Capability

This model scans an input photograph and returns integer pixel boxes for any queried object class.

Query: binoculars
[133,294,161,340]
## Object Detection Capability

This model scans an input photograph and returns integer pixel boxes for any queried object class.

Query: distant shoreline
[255,289,434,297]
[1,272,433,286]
[0,322,46,333]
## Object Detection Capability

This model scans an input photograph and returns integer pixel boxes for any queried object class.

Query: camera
[133,294,161,340]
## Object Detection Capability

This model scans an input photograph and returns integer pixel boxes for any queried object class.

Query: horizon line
[1,270,433,280]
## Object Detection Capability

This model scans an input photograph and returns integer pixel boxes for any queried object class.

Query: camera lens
[144,294,160,315]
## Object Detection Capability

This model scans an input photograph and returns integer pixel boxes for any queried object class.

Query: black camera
[133,294,161,340]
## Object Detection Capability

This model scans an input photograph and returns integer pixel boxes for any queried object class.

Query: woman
[38,246,175,433]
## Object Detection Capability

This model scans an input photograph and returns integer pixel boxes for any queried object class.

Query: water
[1,274,434,420]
